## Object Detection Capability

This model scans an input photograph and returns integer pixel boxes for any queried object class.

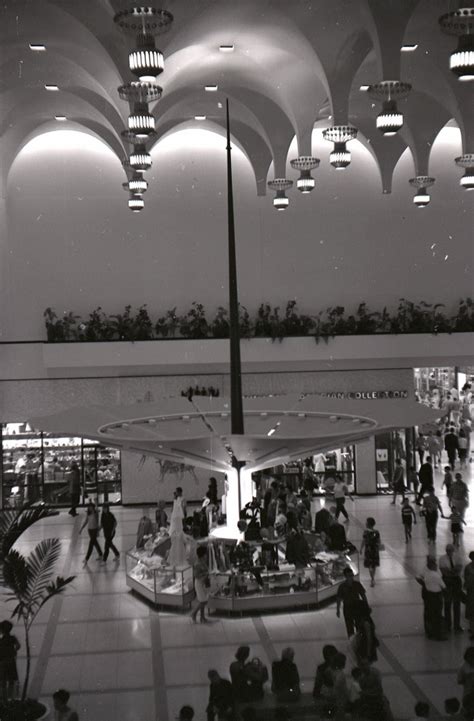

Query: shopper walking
[458,429,469,468]
[439,544,464,633]
[206,670,234,721]
[336,567,368,637]
[446,506,466,548]
[416,433,427,465]
[416,457,434,505]
[401,498,417,543]
[353,602,379,665]
[67,461,81,517]
[445,427,459,470]
[360,517,381,587]
[442,466,454,498]
[464,552,474,640]
[0,620,20,702]
[391,459,406,505]
[427,431,442,468]
[416,556,446,640]
[80,500,103,565]
[422,488,445,544]
[101,503,120,562]
[333,476,353,522]
[191,546,210,624]
[52,688,79,721]
[451,473,469,518]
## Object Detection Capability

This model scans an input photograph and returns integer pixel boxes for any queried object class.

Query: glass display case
[207,548,359,613]
[125,549,194,609]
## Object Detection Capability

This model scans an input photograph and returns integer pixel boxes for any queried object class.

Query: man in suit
[416,456,434,504]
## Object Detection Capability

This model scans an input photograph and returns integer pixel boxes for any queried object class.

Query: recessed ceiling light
[194,115,206,120]
[219,44,234,53]
[359,85,370,91]
[54,115,67,121]
[205,84,218,92]
[267,428,276,437]
[44,84,59,91]
[401,44,418,52]
[29,43,46,51]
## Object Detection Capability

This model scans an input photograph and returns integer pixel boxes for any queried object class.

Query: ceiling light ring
[113,7,174,34]
[290,156,320,171]
[121,129,157,145]
[118,82,162,103]
[409,176,435,189]
[322,125,358,144]
[367,80,412,101]
[455,153,474,168]
[267,179,293,192]
[439,8,474,35]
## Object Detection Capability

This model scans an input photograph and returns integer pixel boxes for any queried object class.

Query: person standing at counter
[80,501,103,565]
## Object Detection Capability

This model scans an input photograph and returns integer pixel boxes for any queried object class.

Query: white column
[355,437,377,494]
[225,466,255,534]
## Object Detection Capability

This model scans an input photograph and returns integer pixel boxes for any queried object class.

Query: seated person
[313,644,338,699]
[271,647,301,702]
[315,505,332,534]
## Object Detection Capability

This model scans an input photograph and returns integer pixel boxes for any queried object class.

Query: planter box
[40,332,474,374]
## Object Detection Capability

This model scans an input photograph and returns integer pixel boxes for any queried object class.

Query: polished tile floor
[3,459,473,720]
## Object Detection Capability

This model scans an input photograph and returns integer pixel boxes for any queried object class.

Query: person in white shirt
[416,556,446,640]
[333,477,353,522]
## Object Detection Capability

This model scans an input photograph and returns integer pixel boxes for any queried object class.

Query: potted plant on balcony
[0,506,75,720]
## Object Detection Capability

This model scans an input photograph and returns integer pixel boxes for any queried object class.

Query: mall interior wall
[0,125,471,342]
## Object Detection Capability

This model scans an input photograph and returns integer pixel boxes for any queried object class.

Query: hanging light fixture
[129,34,164,83]
[267,179,293,210]
[122,174,148,194]
[128,102,155,138]
[290,156,320,192]
[409,176,435,207]
[323,126,358,169]
[114,6,173,34]
[455,154,474,189]
[123,144,152,173]
[368,81,411,136]
[439,8,474,81]
[128,193,145,213]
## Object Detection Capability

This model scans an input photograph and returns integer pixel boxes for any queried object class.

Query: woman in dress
[191,545,210,623]
[464,552,474,640]
[169,486,187,535]
[360,517,381,587]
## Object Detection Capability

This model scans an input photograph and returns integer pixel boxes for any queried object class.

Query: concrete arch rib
[401,92,451,175]
[150,118,272,196]
[361,0,421,79]
[355,119,408,194]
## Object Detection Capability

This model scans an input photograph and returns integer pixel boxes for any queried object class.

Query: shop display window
[260,446,356,495]
[0,424,122,509]
[375,429,415,494]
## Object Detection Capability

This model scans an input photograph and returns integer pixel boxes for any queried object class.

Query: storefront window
[0,424,122,509]
[375,429,416,495]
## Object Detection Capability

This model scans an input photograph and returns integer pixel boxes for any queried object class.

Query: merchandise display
[126,547,194,608]
[207,536,359,613]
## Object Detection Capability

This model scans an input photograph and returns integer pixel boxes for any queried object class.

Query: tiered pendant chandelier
[409,176,435,207]
[290,156,320,192]
[322,126,358,169]
[368,81,411,136]
[267,179,293,210]
[439,8,474,81]
[114,6,173,212]
[455,154,474,190]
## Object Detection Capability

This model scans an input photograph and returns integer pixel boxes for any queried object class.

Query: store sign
[322,390,409,400]
[376,449,388,461]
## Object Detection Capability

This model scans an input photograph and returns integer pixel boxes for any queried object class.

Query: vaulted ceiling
[1,0,472,195]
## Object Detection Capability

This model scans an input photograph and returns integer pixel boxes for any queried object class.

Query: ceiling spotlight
[148,419,157,425]
[323,126,358,169]
[54,116,67,121]
[439,8,474,81]
[455,154,474,189]
[128,193,144,213]
[359,85,370,91]
[122,174,148,194]
[128,146,152,173]
[219,44,234,52]
[290,156,320,192]
[401,44,418,52]
[194,115,207,120]
[368,81,411,136]
[29,43,46,51]
[44,84,59,91]
[205,84,218,91]
[409,176,435,207]
[267,179,293,210]
[329,415,339,423]
[128,102,155,138]
[129,34,164,83]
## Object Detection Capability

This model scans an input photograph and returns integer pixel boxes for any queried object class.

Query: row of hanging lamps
[113,6,173,212]
[439,7,474,81]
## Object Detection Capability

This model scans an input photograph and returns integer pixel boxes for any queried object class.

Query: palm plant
[0,506,75,712]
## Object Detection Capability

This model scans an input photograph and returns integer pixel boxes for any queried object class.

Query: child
[447,506,467,547]
[408,466,419,497]
[442,466,454,498]
[401,498,417,543]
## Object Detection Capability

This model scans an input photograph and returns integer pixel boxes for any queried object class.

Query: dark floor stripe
[150,610,168,721]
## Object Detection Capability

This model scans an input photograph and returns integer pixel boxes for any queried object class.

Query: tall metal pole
[226,98,244,436]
